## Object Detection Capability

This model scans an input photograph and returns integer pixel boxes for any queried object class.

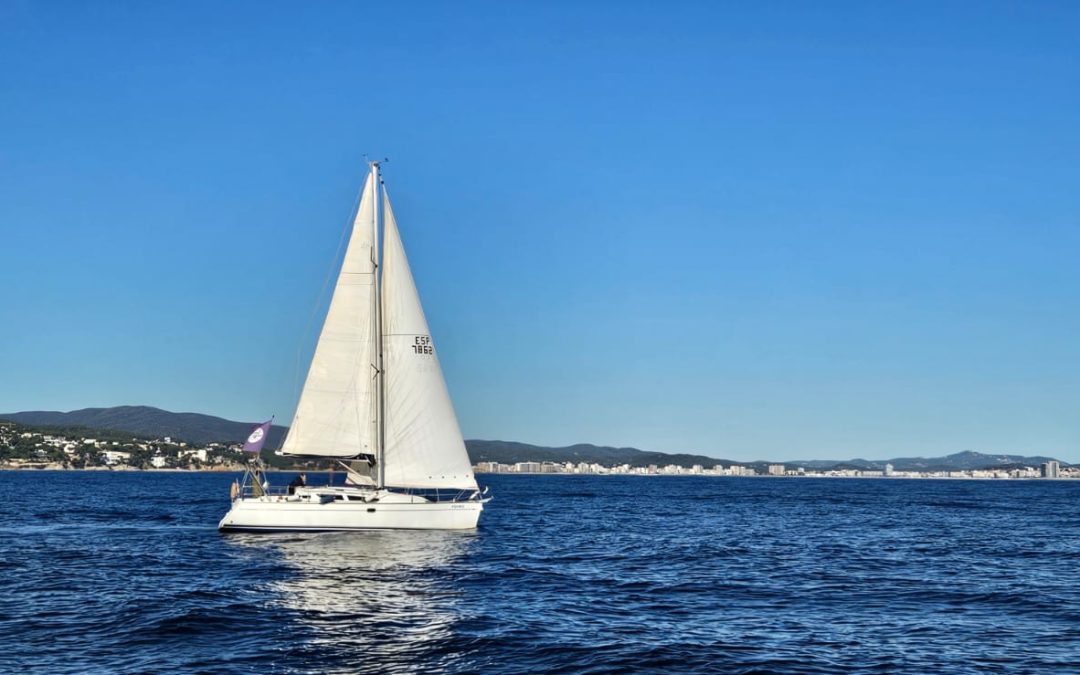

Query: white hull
[218,487,484,532]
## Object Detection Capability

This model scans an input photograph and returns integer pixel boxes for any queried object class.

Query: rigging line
[292,172,369,402]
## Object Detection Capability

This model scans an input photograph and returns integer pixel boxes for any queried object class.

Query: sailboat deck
[240,484,481,504]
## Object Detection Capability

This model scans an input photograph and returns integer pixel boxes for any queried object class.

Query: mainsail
[280,165,477,491]
[280,173,378,458]
[380,192,477,490]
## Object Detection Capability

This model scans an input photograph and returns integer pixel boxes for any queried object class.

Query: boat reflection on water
[225,530,475,670]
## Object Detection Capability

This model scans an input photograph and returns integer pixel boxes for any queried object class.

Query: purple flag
[242,419,272,454]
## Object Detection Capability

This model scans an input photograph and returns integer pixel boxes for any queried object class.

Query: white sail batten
[380,193,478,490]
[280,172,378,458]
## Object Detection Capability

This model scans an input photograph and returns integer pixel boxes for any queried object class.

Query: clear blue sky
[2,1,1078,462]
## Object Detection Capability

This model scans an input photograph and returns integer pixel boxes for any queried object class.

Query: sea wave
[0,471,1077,673]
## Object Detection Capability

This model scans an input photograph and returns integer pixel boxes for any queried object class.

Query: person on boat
[250,467,267,497]
[288,472,307,495]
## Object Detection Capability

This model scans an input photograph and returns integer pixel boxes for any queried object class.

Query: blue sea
[0,471,1077,673]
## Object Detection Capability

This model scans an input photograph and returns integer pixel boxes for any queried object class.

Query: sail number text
[412,335,434,355]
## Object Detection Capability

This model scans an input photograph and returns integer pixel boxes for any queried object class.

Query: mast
[372,161,387,489]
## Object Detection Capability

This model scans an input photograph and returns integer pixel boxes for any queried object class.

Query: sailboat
[219,162,488,531]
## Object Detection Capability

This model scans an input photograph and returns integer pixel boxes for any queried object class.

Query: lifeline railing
[240,484,291,499]
[237,484,487,502]
[236,459,486,502]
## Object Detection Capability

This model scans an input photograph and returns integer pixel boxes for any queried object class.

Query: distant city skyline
[2,2,1078,462]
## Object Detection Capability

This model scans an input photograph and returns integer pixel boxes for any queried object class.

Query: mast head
[366,157,389,184]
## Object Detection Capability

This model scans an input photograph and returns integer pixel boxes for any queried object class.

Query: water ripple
[0,471,1077,672]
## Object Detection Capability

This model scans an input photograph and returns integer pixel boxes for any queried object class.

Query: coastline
[0,466,1072,481]
[474,471,1074,481]
[0,465,245,472]
[0,465,316,473]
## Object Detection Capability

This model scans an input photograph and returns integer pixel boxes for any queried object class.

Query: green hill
[0,406,287,449]
[0,406,1069,470]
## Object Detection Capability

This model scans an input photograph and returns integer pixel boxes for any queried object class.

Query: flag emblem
[242,419,273,454]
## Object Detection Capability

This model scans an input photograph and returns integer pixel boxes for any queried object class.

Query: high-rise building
[1041,461,1060,479]
[768,464,785,476]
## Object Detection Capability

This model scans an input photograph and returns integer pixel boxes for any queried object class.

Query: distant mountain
[0,406,287,449]
[465,440,735,468]
[787,450,1066,472]
[0,406,1068,470]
